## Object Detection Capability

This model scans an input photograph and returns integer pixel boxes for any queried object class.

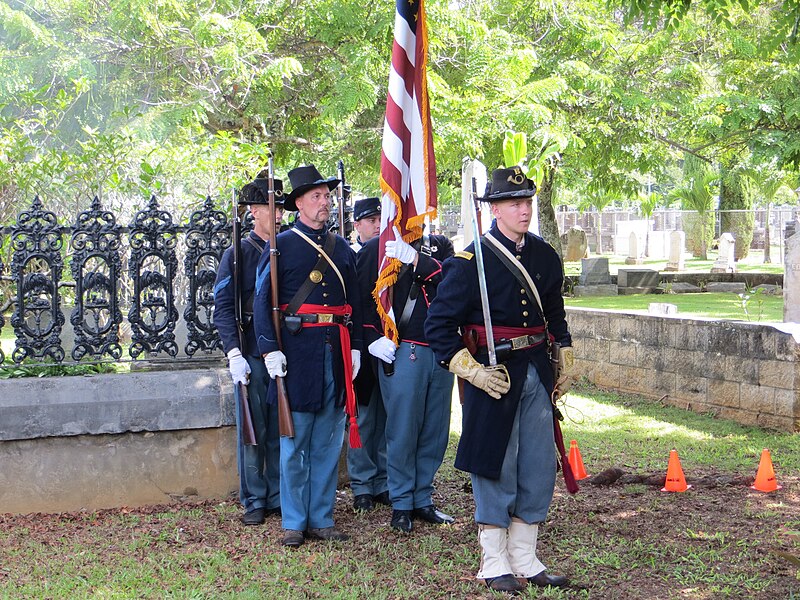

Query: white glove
[227,348,251,385]
[351,349,361,380]
[385,226,418,265]
[368,336,397,364]
[264,350,287,379]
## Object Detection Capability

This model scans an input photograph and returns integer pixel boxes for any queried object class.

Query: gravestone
[784,231,800,323]
[624,231,643,265]
[617,268,659,295]
[573,257,617,296]
[706,282,747,294]
[562,226,589,261]
[665,230,685,271]
[579,257,612,285]
[711,232,736,273]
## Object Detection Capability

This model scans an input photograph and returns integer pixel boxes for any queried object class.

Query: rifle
[336,160,346,238]
[232,188,257,446]
[267,154,295,438]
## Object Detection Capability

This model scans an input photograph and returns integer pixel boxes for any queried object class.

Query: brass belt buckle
[510,335,528,351]
[318,313,333,323]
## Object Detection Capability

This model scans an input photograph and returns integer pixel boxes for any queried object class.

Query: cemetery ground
[1,386,797,599]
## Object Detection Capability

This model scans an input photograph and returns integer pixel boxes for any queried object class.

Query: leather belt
[505,333,546,350]
[479,333,546,352]
[284,312,347,325]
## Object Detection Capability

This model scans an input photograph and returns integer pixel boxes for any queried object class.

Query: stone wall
[0,368,238,514]
[567,307,800,432]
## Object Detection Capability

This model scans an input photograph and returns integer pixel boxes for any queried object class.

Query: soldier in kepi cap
[348,196,390,511]
[213,177,285,526]
[253,164,363,548]
[425,167,576,593]
[350,197,382,252]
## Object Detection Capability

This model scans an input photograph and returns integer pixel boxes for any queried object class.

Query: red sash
[280,303,361,449]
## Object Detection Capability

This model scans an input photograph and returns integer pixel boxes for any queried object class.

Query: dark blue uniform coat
[357,234,453,348]
[424,225,571,479]
[253,220,363,412]
[213,231,265,356]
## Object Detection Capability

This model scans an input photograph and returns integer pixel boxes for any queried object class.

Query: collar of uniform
[293,219,328,236]
[248,231,266,248]
[488,225,527,253]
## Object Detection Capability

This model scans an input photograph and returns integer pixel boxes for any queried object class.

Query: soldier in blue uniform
[348,196,390,511]
[425,168,576,593]
[253,164,363,548]
[359,225,455,533]
[213,178,284,525]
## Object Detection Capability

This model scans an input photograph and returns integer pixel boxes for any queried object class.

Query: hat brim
[477,189,537,202]
[354,207,381,221]
[284,177,340,211]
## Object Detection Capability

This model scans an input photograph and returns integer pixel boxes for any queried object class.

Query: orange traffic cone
[751,448,782,492]
[661,449,691,492]
[568,440,589,480]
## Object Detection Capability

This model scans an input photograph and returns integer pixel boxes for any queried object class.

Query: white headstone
[711,232,735,273]
[665,230,686,271]
[784,232,800,323]
[625,231,643,264]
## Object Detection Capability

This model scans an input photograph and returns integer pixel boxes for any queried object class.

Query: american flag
[374,0,437,343]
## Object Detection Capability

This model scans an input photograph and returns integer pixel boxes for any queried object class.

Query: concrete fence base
[0,367,238,514]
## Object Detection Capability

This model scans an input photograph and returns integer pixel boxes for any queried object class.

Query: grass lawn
[565,292,784,322]
[0,385,797,599]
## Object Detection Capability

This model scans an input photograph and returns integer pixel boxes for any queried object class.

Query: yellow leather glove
[448,348,511,400]
[554,346,577,398]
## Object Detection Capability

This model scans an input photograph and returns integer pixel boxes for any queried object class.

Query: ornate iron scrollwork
[127,195,179,358]
[184,196,228,356]
[0,234,4,365]
[70,197,123,361]
[9,196,65,363]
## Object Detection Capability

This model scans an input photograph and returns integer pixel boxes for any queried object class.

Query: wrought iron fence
[0,195,235,367]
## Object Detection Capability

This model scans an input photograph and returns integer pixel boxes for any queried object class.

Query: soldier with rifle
[253,164,364,548]
[213,177,284,526]
[425,167,577,594]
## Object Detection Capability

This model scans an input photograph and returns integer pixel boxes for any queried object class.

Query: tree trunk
[537,168,562,262]
[763,202,772,263]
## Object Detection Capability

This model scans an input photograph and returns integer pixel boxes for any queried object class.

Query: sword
[469,176,497,366]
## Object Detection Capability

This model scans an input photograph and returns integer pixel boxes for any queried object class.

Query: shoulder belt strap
[286,231,341,314]
[242,236,265,315]
[483,232,545,322]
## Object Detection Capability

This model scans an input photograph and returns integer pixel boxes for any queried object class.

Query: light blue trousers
[235,355,281,512]
[380,342,454,511]
[347,381,388,497]
[471,363,556,527]
[279,345,346,531]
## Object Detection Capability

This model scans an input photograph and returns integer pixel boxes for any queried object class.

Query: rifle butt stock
[238,383,257,446]
[275,376,294,438]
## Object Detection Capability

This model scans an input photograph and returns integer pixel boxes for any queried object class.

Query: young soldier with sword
[425,165,578,594]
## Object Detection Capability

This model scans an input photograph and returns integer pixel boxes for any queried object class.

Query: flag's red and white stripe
[374,0,437,342]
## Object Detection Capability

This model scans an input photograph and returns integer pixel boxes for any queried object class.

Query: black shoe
[264,506,282,517]
[412,505,455,525]
[527,571,569,588]
[353,494,374,511]
[390,509,413,533]
[281,529,304,548]
[485,574,525,593]
[372,490,391,506]
[306,527,349,541]
[241,507,265,525]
